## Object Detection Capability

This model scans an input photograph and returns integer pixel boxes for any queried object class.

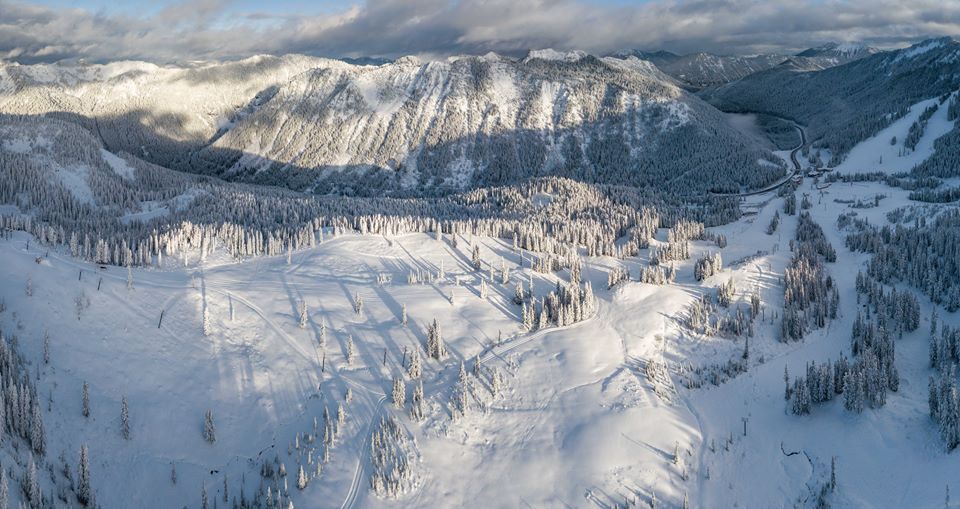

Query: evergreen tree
[82,381,90,418]
[408,349,421,379]
[203,306,212,337]
[298,300,308,329]
[392,376,406,409]
[472,245,482,270]
[204,410,216,443]
[427,319,445,359]
[296,464,307,490]
[411,381,425,422]
[78,444,92,506]
[830,456,837,492]
[0,466,7,509]
[120,396,130,440]
[346,335,355,365]
[24,453,39,508]
[354,292,363,315]
[30,404,45,454]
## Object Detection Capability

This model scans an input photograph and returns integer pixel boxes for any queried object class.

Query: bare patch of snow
[893,39,946,63]
[353,73,406,117]
[53,163,95,205]
[835,94,956,174]
[100,149,136,180]
[524,49,588,63]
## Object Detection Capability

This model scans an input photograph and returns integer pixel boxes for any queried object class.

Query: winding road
[711,120,807,198]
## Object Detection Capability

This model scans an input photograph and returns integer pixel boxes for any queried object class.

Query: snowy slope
[795,42,879,65]
[0,55,345,171]
[834,94,957,174]
[1,123,960,508]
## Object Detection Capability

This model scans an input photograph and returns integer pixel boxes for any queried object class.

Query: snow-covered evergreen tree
[296,464,307,490]
[408,349,421,379]
[426,319,446,360]
[346,335,355,365]
[78,444,92,506]
[204,409,216,443]
[120,396,130,440]
[392,376,406,409]
[411,381,425,422]
[298,300,308,329]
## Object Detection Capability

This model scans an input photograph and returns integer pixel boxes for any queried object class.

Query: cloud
[0,0,957,64]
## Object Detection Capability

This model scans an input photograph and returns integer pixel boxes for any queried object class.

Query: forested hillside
[702,38,960,162]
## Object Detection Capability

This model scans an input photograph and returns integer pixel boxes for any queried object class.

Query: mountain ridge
[609,42,879,89]
[0,51,787,197]
[701,37,960,162]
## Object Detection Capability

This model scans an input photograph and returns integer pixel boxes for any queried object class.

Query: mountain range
[609,42,878,89]
[1,39,956,200]
[0,50,785,197]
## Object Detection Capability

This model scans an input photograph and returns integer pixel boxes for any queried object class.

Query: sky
[1,0,958,64]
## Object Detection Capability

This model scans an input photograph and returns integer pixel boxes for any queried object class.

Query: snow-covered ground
[1,138,959,509]
[834,95,956,174]
[695,178,960,508]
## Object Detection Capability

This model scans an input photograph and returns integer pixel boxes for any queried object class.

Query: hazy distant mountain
[795,42,879,63]
[609,49,787,89]
[610,43,877,89]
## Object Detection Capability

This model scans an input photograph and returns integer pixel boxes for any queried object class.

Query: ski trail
[340,394,387,509]
[208,288,316,363]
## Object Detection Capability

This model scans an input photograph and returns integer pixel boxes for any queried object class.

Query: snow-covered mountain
[198,52,784,195]
[5,38,960,509]
[0,52,786,196]
[609,43,876,90]
[795,42,879,64]
[610,50,788,89]
[0,54,349,170]
[702,37,960,161]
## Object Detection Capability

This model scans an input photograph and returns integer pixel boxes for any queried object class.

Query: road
[711,120,806,198]
[788,121,806,171]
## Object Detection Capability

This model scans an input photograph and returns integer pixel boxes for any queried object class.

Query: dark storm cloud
[0,0,957,63]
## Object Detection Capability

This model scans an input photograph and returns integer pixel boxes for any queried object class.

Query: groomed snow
[834,94,956,174]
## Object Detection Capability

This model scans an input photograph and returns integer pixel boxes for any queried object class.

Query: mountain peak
[891,37,958,63]
[523,49,589,63]
[796,42,877,59]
